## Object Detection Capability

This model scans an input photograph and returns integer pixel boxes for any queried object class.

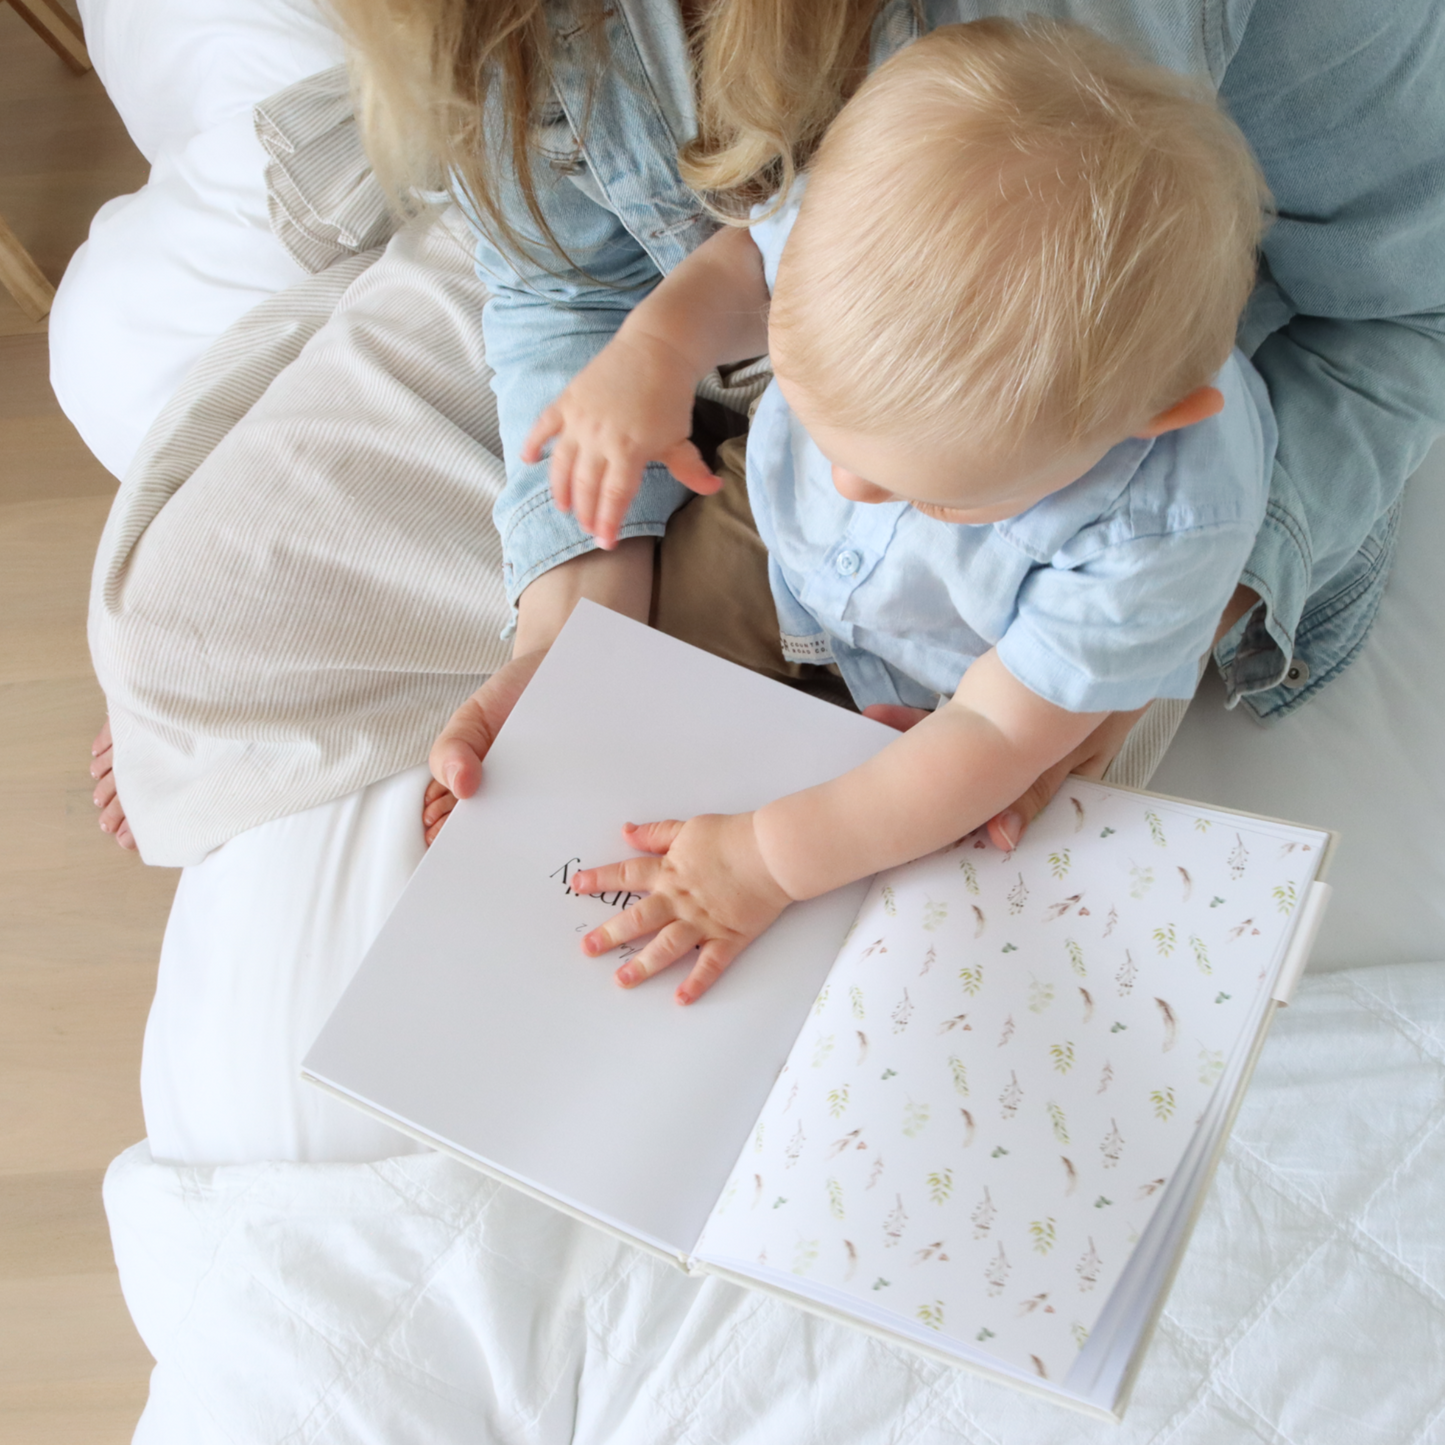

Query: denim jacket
[474,0,1445,720]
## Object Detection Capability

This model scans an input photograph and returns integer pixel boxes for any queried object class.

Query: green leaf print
[1150,1086,1177,1122]
[1153,924,1176,957]
[850,986,865,1019]
[812,1034,835,1068]
[812,986,830,1016]
[793,1238,819,1274]
[917,1301,946,1331]
[1273,881,1298,914]
[1194,817,1212,833]
[881,885,897,917]
[1048,848,1071,879]
[827,1084,850,1117]
[1050,1042,1076,1075]
[1145,810,1167,848]
[826,1178,845,1220]
[1198,1048,1225,1086]
[902,1100,931,1137]
[1027,977,1055,1013]
[922,899,947,933]
[1189,934,1212,973]
[957,964,984,996]
[976,1327,996,1342]
[948,1055,970,1096]
[1065,938,1086,976]
[1001,942,1018,954]
[873,1278,891,1291]
[1047,1101,1070,1144]
[926,1168,954,1204]
[1029,1217,1057,1255]
[1129,865,1154,899]
[959,858,980,895]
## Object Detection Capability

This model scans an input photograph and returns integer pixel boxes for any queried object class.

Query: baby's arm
[572,651,1107,1002]
[754,652,1106,899]
[522,225,771,549]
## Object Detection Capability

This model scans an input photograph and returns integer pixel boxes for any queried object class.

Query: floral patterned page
[695,781,1327,1383]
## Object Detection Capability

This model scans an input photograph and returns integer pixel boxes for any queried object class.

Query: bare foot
[90,719,136,850]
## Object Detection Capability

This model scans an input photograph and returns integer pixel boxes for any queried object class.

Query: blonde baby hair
[767,18,1271,452]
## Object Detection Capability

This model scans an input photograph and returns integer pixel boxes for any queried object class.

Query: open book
[303,602,1333,1419]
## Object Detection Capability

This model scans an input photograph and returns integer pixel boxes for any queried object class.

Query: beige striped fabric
[255,65,399,275]
[89,208,515,866]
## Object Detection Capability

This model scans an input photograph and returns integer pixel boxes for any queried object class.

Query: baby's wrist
[751,798,821,903]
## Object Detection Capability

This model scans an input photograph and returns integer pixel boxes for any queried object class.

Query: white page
[303,602,895,1255]
[696,782,1327,1384]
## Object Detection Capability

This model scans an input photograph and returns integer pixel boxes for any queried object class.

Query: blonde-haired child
[532,18,1274,1004]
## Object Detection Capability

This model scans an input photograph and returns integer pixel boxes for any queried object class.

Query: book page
[303,603,893,1256]
[695,781,1327,1383]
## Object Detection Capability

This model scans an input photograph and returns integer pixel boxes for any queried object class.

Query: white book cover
[303,602,1332,1416]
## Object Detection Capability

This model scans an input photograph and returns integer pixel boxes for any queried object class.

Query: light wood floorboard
[2,5,171,1441]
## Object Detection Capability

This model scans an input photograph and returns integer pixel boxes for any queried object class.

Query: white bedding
[55,0,1445,1439]
[109,958,1445,1445]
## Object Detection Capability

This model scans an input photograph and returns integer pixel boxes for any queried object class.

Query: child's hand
[521,331,723,551]
[570,813,793,1004]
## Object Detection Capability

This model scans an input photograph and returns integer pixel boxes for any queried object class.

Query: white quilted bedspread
[106,959,1445,1445]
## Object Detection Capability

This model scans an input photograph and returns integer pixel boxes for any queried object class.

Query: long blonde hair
[327,0,885,257]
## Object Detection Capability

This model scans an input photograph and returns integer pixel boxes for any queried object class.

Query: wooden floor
[0,6,173,1442]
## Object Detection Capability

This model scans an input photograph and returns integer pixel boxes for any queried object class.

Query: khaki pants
[652,432,856,712]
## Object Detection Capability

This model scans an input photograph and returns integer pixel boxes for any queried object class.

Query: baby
[530,19,1273,1004]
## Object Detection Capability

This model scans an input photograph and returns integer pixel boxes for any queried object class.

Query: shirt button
[835,549,862,576]
[1282,658,1311,689]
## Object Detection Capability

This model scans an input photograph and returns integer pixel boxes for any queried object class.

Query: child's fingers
[620,818,685,855]
[676,938,742,1005]
[570,449,610,544]
[521,405,563,465]
[615,920,704,988]
[592,459,643,552]
[548,436,579,514]
[581,887,672,957]
[573,851,662,903]
[658,441,723,496]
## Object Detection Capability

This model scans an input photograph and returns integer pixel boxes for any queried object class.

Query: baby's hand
[571,813,793,1004]
[521,331,722,550]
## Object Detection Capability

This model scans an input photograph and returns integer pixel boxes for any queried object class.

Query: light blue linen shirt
[744,196,1275,715]
[473,0,1445,721]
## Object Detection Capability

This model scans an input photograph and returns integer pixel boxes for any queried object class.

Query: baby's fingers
[615,921,703,989]
[547,435,580,515]
[591,460,645,552]
[579,881,669,956]
[619,819,685,855]
[658,441,722,497]
[522,405,564,465]
[676,939,743,1006]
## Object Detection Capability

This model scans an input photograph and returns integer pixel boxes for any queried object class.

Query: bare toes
[90,745,114,782]
[116,821,136,851]
[92,718,112,757]
[93,771,117,810]
[98,796,126,835]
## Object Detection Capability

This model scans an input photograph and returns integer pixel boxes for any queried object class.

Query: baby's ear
[1134,386,1225,439]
